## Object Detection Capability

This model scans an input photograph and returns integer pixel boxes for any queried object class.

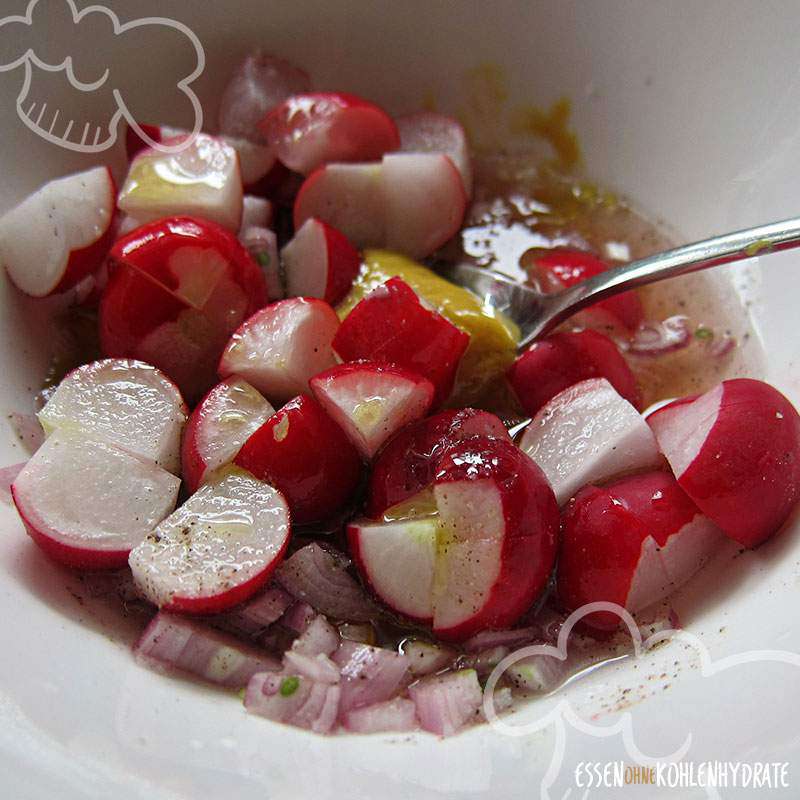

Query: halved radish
[241,195,274,231]
[218,297,339,405]
[519,378,661,505]
[219,52,311,144]
[508,330,641,417]
[309,362,434,458]
[0,166,116,297]
[367,408,510,517]
[648,379,800,547]
[181,376,274,493]
[396,111,473,197]
[260,92,399,175]
[129,467,290,613]
[239,225,282,301]
[281,218,361,306]
[349,435,559,640]
[12,429,180,569]
[39,358,187,473]
[235,395,362,524]
[332,277,469,407]
[118,133,243,231]
[558,471,725,631]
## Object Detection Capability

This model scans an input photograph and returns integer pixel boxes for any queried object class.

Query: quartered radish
[181,376,274,493]
[241,195,274,231]
[281,218,360,306]
[508,330,641,417]
[309,362,434,458]
[39,358,187,474]
[129,467,290,614]
[648,379,800,547]
[239,225,282,301]
[519,377,661,505]
[12,429,180,569]
[558,471,725,631]
[218,297,339,405]
[396,111,473,197]
[260,92,399,175]
[332,277,469,407]
[235,395,362,524]
[0,166,115,297]
[118,133,244,231]
[367,407,510,517]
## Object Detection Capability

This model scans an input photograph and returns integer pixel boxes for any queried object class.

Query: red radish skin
[558,471,724,631]
[367,408,510,517]
[260,92,400,175]
[281,218,361,306]
[508,330,641,417]
[218,297,339,405]
[648,379,800,547]
[0,166,116,297]
[332,277,469,407]
[235,395,362,524]
[309,362,435,458]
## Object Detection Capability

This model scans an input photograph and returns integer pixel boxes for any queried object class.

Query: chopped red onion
[338,623,375,644]
[481,686,513,719]
[280,601,315,634]
[284,651,340,684]
[402,640,456,676]
[408,669,483,736]
[333,641,410,713]
[0,462,25,504]
[291,615,340,657]
[629,315,692,356]
[461,645,510,677]
[342,697,419,733]
[8,413,44,454]
[211,585,292,639]
[708,334,736,358]
[463,626,539,653]
[276,543,375,622]
[505,653,566,693]
[135,612,279,689]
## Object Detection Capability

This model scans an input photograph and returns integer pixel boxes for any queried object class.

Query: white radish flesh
[239,225,282,301]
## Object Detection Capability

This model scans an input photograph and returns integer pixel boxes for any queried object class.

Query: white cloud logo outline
[0,0,205,153]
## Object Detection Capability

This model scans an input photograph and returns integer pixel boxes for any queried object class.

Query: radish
[0,166,116,297]
[12,429,180,569]
[332,277,469,407]
[367,407,510,517]
[349,435,559,640]
[508,330,641,417]
[39,358,187,474]
[118,133,244,232]
[648,379,800,547]
[519,378,661,505]
[129,467,290,614]
[100,216,267,403]
[218,297,339,405]
[235,395,362,524]
[239,225,282,301]
[281,218,361,306]
[396,111,473,197]
[557,471,725,631]
[309,362,435,459]
[260,92,399,175]
[181,376,274,493]
[241,195,274,231]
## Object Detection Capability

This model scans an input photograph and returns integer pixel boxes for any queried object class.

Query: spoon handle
[523,215,800,346]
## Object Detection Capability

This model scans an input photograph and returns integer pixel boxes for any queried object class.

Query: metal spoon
[444,216,800,350]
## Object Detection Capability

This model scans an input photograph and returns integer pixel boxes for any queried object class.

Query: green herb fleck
[256,251,271,267]
[280,676,300,697]
[745,239,772,257]
[694,326,714,340]
[237,687,246,700]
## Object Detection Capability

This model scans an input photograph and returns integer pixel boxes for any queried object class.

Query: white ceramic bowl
[1,2,799,798]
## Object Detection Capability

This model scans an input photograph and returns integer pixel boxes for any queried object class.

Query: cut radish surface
[281,218,361,306]
[648,379,800,547]
[39,359,187,474]
[309,362,434,458]
[0,166,115,297]
[558,471,725,631]
[519,378,661,505]
[367,408,510,517]
[508,330,641,417]
[218,297,339,405]
[12,429,180,569]
[129,467,290,614]
[261,92,399,175]
[181,377,274,493]
[350,436,559,640]
[333,277,469,407]
[239,225,282,301]
[241,195,274,231]
[396,111,473,197]
[235,395,362,524]
[408,668,482,736]
[118,133,243,232]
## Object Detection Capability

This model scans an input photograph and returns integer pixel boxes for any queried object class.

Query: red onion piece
[708,335,736,358]
[291,615,340,657]
[408,669,483,736]
[461,645,510,677]
[505,653,566,693]
[402,640,456,677]
[284,651,340,684]
[629,315,692,356]
[275,543,376,622]
[462,626,539,653]
[211,585,293,640]
[280,601,315,634]
[0,462,26,504]
[333,641,410,713]
[135,612,279,688]
[8,413,44,454]
[342,697,419,733]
